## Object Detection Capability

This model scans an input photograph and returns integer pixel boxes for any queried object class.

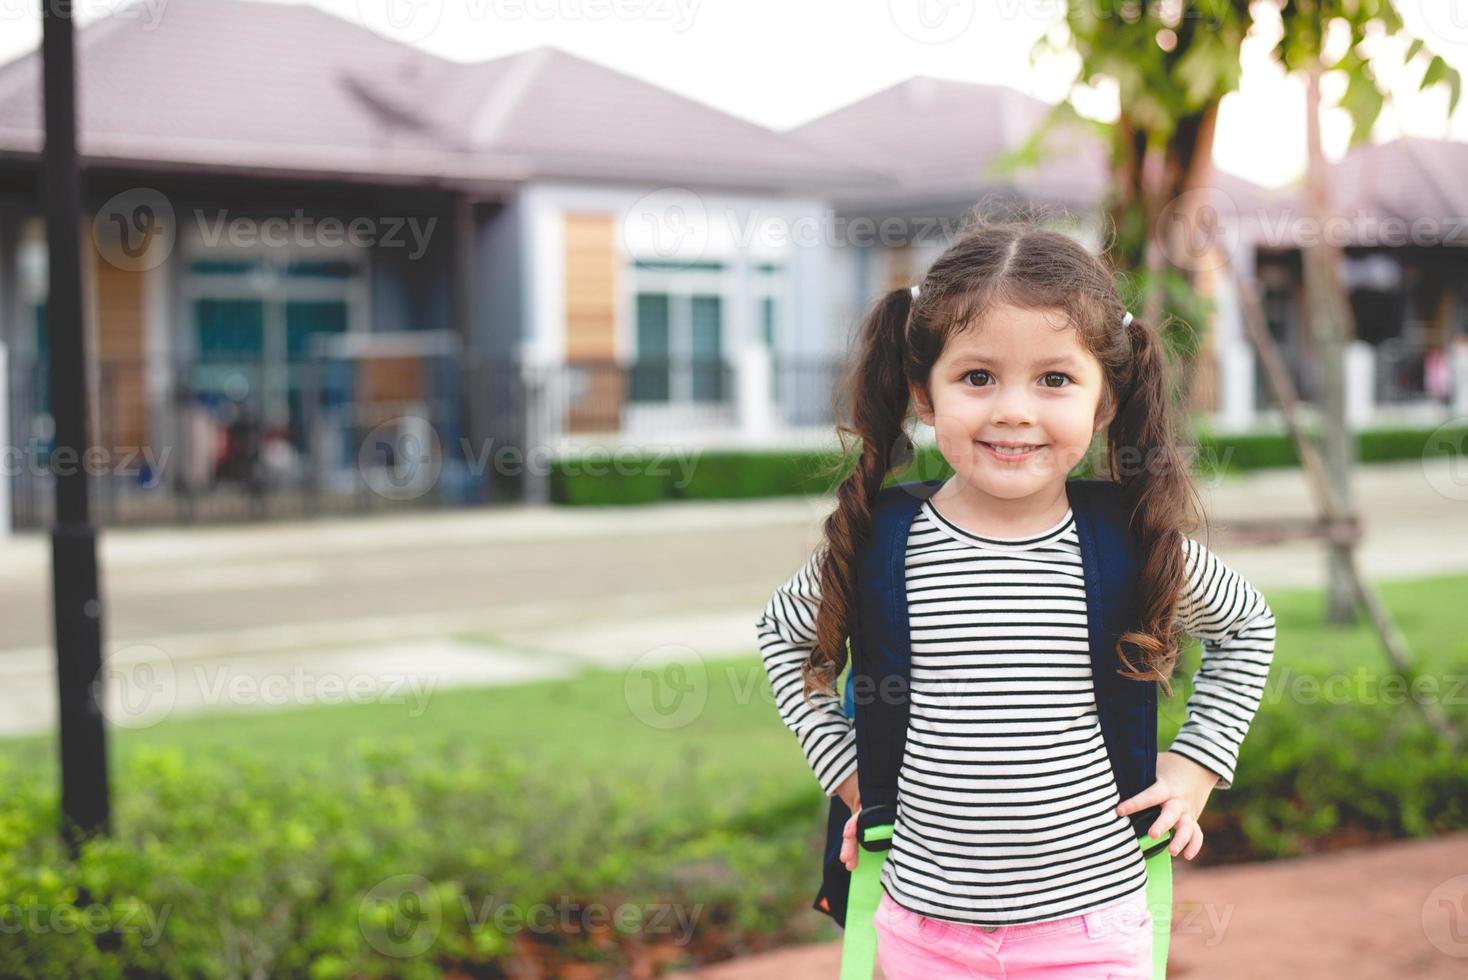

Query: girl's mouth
[979,441,1045,462]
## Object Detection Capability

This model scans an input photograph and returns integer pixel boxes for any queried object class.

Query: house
[0,0,890,523]
[1244,137,1468,425]
[0,0,1461,526]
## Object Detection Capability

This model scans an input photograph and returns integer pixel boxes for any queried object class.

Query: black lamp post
[40,0,111,850]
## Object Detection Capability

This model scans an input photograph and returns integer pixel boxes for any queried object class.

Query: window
[631,293,671,401]
[182,245,365,450]
[628,262,729,404]
[689,295,723,402]
[752,261,788,402]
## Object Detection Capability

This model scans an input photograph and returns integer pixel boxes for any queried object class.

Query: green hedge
[0,740,818,979]
[549,422,1468,506]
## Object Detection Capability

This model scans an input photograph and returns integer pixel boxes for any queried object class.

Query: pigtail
[801,287,917,704]
[1107,313,1199,699]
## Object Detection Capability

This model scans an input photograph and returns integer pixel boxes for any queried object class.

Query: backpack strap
[1067,478,1165,841]
[850,478,943,848]
[1069,478,1173,980]
[837,478,941,979]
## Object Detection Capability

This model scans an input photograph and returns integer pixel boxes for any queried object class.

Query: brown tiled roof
[1259,137,1468,247]
[785,74,1293,231]
[0,0,890,194]
[785,75,1110,213]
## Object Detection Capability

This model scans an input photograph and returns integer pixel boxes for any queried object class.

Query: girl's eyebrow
[951,354,1082,370]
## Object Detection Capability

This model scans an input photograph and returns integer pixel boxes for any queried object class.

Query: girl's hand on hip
[834,770,862,871]
[840,806,861,872]
[1114,750,1220,861]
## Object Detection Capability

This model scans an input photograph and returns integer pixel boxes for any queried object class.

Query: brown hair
[803,213,1204,705]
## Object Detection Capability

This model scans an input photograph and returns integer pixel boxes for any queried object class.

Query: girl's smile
[979,440,1046,461]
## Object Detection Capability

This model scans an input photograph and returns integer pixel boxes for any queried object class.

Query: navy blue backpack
[811,477,1174,979]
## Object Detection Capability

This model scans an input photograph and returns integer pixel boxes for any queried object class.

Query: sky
[0,0,1466,189]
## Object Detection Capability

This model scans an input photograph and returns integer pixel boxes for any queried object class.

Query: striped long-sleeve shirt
[755,496,1276,927]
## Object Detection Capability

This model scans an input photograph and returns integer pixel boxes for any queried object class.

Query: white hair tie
[910,284,920,300]
[1121,311,1134,329]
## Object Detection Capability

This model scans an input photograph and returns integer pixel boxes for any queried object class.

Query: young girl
[756,220,1277,978]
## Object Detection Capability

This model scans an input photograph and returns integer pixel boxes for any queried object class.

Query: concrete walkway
[0,459,1462,735]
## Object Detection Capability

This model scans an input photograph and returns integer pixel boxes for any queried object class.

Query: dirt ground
[672,831,1468,979]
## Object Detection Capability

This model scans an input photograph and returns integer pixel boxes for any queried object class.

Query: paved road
[0,459,1462,735]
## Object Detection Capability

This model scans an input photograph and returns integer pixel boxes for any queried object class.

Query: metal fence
[3,351,847,528]
[542,355,844,437]
[1252,337,1455,413]
[6,338,1458,529]
[4,351,532,529]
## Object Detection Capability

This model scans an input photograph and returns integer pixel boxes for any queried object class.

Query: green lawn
[0,643,811,824]
[3,572,1466,790]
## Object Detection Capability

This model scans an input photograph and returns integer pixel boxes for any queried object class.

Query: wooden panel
[566,359,624,434]
[564,213,617,361]
[883,244,913,294]
[564,213,621,431]
[91,249,148,452]
[360,356,423,404]
[1188,267,1219,414]
[1187,340,1218,414]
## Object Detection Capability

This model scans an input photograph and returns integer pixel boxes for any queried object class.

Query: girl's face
[911,302,1113,501]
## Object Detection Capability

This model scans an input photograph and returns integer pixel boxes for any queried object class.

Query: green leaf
[1422,53,1449,88]
[1340,68,1385,144]
[1421,54,1462,116]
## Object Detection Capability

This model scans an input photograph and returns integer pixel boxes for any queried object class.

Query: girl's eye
[962,369,991,387]
[962,370,1074,388]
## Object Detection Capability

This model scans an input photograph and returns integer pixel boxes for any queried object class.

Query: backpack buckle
[1141,829,1173,859]
[856,804,897,852]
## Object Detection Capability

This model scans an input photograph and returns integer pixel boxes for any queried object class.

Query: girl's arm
[756,547,859,797]
[1165,535,1279,790]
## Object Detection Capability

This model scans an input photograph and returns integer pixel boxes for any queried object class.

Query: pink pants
[874,887,1153,980]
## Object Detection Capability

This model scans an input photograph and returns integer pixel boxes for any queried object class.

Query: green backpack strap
[1141,829,1174,980]
[838,822,891,980]
[839,825,1173,980]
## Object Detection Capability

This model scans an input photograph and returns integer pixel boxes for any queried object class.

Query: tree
[1003,0,1459,622]
[991,1,1463,745]
[1272,2,1461,622]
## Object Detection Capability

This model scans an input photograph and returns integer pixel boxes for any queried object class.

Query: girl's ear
[1093,396,1115,433]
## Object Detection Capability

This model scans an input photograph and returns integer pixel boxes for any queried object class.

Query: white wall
[517,182,835,364]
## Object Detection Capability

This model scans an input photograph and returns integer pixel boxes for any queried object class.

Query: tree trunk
[1302,60,1359,625]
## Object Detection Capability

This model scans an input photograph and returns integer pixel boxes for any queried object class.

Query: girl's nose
[990,387,1037,425]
